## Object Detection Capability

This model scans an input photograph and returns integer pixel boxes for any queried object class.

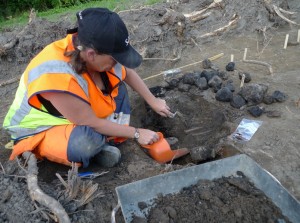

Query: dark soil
[139,173,291,223]
[0,0,300,222]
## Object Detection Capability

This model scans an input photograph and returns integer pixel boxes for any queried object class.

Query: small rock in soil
[239,83,268,105]
[247,106,265,117]
[149,86,166,97]
[182,72,196,85]
[263,94,274,104]
[190,146,213,162]
[202,58,212,69]
[138,201,148,210]
[230,95,246,109]
[167,78,180,88]
[272,90,288,102]
[216,87,233,102]
[164,206,177,219]
[195,76,208,90]
[165,137,179,147]
[265,110,281,118]
[178,83,191,92]
[225,62,235,71]
[224,80,235,92]
[208,75,223,92]
[217,70,229,80]
[201,70,216,82]
[193,70,202,77]
[238,72,251,83]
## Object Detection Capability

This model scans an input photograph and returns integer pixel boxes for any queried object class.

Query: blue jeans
[67,82,130,167]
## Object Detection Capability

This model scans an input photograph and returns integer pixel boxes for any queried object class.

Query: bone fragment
[242,48,273,75]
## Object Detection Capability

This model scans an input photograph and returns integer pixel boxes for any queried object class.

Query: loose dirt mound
[0,0,300,222]
[142,174,291,223]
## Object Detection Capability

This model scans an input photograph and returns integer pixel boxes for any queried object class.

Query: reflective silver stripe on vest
[9,126,53,140]
[8,60,89,139]
[9,88,31,127]
[28,60,89,96]
[113,63,123,79]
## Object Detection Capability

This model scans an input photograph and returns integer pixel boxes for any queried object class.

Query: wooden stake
[283,34,289,49]
[243,48,248,61]
[297,30,300,43]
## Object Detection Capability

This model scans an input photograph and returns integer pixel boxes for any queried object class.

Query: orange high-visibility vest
[3,34,127,140]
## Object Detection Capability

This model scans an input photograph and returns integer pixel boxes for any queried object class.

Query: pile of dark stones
[159,59,288,118]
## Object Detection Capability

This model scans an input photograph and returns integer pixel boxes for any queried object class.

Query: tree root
[184,0,223,22]
[198,14,239,39]
[0,76,20,87]
[111,201,120,223]
[0,9,36,55]
[273,5,299,26]
[242,48,273,75]
[189,12,211,23]
[22,152,71,223]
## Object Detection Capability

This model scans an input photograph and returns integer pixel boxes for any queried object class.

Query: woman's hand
[148,98,173,117]
[137,128,159,145]
[124,69,173,118]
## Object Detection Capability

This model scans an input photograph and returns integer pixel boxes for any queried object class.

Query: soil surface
[0,0,300,222]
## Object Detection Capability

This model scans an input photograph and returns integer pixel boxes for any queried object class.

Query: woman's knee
[67,125,105,167]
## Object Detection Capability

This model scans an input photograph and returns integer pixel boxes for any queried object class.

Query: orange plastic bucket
[141,132,189,163]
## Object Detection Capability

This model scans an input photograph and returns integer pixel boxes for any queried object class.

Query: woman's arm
[41,92,158,144]
[124,68,172,117]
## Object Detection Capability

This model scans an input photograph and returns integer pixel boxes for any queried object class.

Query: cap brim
[112,45,142,69]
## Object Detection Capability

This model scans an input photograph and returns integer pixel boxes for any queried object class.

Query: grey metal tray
[116,154,300,223]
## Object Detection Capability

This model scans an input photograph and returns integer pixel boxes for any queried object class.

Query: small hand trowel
[140,132,189,164]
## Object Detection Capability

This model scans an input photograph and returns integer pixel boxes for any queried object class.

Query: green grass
[0,0,164,30]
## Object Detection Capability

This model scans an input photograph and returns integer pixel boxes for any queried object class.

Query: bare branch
[22,152,71,223]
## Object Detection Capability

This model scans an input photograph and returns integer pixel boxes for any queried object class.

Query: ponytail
[64,35,87,74]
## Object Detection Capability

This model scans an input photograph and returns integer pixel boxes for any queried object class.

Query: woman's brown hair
[64,35,87,74]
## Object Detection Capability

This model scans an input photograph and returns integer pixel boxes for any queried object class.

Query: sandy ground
[0,0,300,222]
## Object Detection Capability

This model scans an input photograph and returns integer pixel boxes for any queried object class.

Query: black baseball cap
[76,8,142,69]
